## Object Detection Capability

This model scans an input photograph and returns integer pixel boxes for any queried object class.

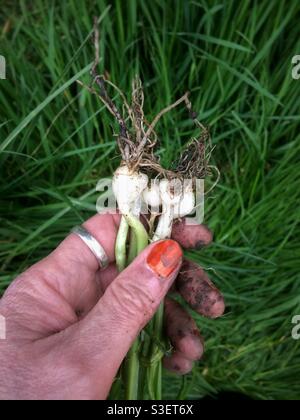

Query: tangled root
[79,18,215,182]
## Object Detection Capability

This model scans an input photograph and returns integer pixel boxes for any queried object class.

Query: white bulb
[113,166,148,214]
[153,178,195,241]
[143,181,161,209]
[173,189,195,217]
[159,178,183,206]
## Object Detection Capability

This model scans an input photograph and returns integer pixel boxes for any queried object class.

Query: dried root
[79,19,216,183]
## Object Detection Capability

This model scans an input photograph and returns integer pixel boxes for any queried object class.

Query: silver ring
[71,226,109,270]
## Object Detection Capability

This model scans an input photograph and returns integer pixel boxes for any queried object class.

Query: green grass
[1,0,300,400]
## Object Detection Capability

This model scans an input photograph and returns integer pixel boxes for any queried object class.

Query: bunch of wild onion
[113,170,200,400]
[80,60,211,398]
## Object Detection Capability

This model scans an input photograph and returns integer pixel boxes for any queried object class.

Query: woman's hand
[0,213,224,400]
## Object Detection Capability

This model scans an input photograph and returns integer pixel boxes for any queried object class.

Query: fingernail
[147,240,182,278]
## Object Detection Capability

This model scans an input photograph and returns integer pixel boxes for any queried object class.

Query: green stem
[121,212,149,400]
[115,216,129,272]
[124,213,148,253]
[138,329,151,399]
[118,211,166,400]
[147,302,164,400]
[123,339,140,400]
[127,229,137,265]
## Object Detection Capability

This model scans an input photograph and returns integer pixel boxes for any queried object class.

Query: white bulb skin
[153,178,182,241]
[153,179,195,241]
[173,189,195,218]
[132,197,142,217]
[112,166,148,214]
[159,178,183,206]
[143,181,161,208]
[152,206,173,241]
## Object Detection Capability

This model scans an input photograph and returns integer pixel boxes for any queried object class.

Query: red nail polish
[147,240,182,278]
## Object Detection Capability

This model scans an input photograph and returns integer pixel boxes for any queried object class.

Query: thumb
[64,239,182,398]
